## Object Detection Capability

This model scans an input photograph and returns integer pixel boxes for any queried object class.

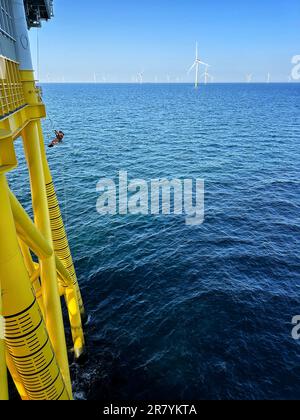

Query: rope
[47,114,56,131]
[35,23,69,229]
[35,29,57,132]
[36,28,40,81]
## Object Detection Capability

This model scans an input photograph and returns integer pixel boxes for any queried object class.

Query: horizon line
[37,81,299,85]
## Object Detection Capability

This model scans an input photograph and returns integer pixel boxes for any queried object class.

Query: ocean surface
[9,83,300,400]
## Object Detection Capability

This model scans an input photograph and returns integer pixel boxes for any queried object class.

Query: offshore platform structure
[0,0,85,400]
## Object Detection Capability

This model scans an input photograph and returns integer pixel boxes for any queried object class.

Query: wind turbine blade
[196,42,198,60]
[199,61,209,66]
[188,62,196,74]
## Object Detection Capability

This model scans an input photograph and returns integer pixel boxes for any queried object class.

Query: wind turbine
[246,74,253,83]
[137,72,144,84]
[267,72,271,83]
[188,42,209,88]
[201,65,213,84]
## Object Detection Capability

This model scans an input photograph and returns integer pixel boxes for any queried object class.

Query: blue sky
[29,0,300,83]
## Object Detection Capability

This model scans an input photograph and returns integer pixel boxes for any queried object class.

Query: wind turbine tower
[246,74,253,83]
[137,72,144,84]
[188,42,209,88]
[202,65,213,84]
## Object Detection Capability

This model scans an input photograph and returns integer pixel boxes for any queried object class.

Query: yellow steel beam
[0,174,69,400]
[0,104,46,142]
[9,189,85,358]
[5,351,29,401]
[36,121,86,318]
[22,119,72,398]
[10,189,75,283]
[0,58,86,398]
[9,190,53,259]
[0,277,9,401]
[17,238,45,318]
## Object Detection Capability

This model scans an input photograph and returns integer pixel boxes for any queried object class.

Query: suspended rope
[35,27,56,133]
[47,114,56,132]
[36,27,40,81]
[35,25,69,224]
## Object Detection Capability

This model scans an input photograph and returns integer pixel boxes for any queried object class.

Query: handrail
[0,56,26,119]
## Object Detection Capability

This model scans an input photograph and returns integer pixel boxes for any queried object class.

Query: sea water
[9,83,300,400]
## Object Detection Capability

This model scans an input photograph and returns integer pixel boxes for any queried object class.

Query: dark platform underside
[23,0,53,28]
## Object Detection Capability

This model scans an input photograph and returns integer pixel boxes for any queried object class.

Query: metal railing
[0,0,15,41]
[0,56,26,119]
